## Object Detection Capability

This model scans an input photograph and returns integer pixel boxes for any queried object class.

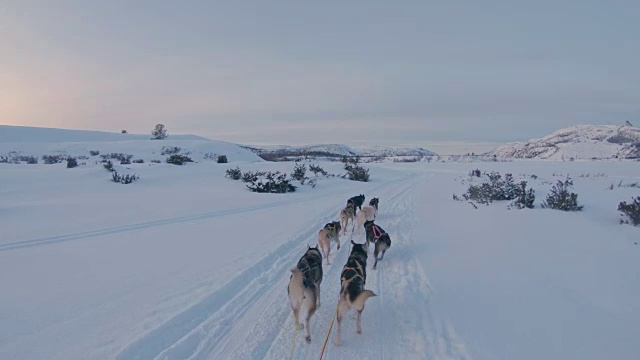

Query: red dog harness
[372,225,385,242]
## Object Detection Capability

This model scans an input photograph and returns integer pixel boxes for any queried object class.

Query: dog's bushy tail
[351,290,376,311]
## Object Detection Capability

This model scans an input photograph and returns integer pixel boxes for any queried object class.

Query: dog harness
[372,225,385,242]
[340,260,365,288]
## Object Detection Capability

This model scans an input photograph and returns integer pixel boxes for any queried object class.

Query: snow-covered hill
[488,125,640,160]
[241,143,437,158]
[0,125,208,143]
[0,125,262,163]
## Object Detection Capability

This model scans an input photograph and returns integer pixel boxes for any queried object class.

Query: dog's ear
[306,243,310,250]
[351,240,356,245]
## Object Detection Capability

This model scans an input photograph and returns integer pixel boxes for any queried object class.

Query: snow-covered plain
[1,129,639,360]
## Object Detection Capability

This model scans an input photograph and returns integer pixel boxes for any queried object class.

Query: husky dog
[339,202,356,236]
[347,194,366,212]
[369,197,379,215]
[335,240,376,346]
[355,206,376,234]
[364,220,392,269]
[288,245,323,343]
[318,221,342,264]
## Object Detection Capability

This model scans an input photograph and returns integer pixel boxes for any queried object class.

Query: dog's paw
[305,336,311,344]
[357,329,362,335]
[335,339,342,347]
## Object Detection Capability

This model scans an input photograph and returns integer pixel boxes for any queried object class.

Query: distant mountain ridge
[240,143,437,157]
[488,125,640,159]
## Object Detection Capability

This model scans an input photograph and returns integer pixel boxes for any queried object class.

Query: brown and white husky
[318,221,342,264]
[288,245,323,343]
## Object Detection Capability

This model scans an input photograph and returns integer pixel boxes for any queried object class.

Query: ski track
[115,174,418,360]
[0,176,412,252]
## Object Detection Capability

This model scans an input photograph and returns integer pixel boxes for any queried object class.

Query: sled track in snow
[115,174,419,360]
[0,175,416,252]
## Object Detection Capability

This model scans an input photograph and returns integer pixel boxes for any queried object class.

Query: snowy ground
[1,135,639,360]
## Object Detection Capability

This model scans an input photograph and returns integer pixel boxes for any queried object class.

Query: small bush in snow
[511,181,536,209]
[151,124,168,140]
[20,155,38,164]
[246,171,296,193]
[618,196,640,226]
[103,160,115,172]
[541,178,583,211]
[166,154,193,165]
[242,170,265,183]
[217,155,228,163]
[111,172,139,184]
[343,157,370,182]
[42,154,65,164]
[151,159,161,163]
[309,164,328,177]
[66,157,78,168]
[470,169,481,177]
[292,162,307,181]
[161,146,181,155]
[133,159,144,164]
[120,158,131,165]
[461,172,518,204]
[225,167,242,180]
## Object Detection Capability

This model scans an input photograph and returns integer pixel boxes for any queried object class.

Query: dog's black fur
[347,194,365,211]
[364,220,391,269]
[292,246,323,289]
[335,240,376,345]
[340,241,368,302]
[369,197,379,210]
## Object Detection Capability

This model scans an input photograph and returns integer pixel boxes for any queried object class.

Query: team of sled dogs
[287,194,391,346]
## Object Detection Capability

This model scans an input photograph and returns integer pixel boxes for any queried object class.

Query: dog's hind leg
[304,290,317,344]
[335,301,346,346]
[356,310,363,334]
[291,299,303,330]
[315,283,321,308]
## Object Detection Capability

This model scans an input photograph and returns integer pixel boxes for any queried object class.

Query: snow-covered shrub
[151,159,161,163]
[511,181,536,209]
[101,153,133,162]
[19,155,38,164]
[342,157,369,182]
[103,160,115,172]
[151,124,168,140]
[242,170,266,183]
[217,155,228,163]
[161,146,181,155]
[470,169,481,177]
[111,172,139,184]
[66,157,78,168]
[120,158,131,165]
[246,171,296,193]
[309,164,328,177]
[292,162,307,181]
[618,196,640,226]
[225,167,242,180]
[42,154,65,164]
[166,154,193,165]
[461,172,518,204]
[133,159,144,164]
[541,178,583,211]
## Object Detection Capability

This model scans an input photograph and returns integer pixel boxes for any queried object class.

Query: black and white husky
[288,245,323,343]
[335,241,377,346]
[364,220,392,269]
